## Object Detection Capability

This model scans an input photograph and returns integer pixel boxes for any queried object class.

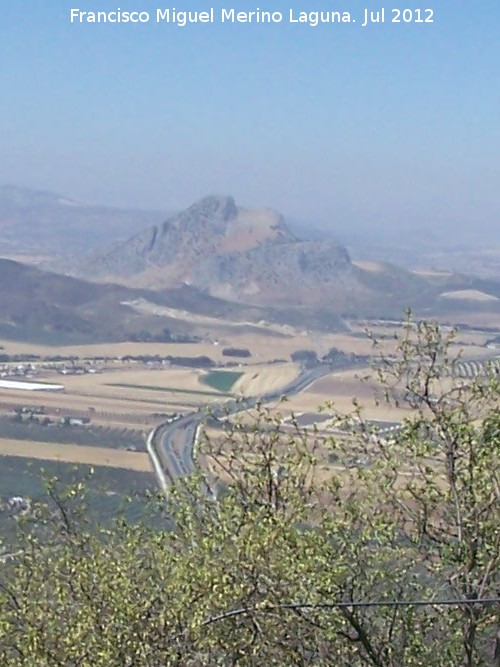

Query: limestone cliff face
[189,240,356,306]
[84,195,362,306]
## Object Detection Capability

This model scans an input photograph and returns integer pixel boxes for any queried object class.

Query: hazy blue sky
[1,0,499,234]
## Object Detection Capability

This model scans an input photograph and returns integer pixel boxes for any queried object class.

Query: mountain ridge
[0,185,166,258]
[1,188,498,336]
[73,194,500,315]
[78,195,364,307]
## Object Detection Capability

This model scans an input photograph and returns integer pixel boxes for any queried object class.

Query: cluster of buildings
[0,363,38,380]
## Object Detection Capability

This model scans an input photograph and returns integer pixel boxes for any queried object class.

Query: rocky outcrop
[82,195,361,307]
[81,194,500,317]
[190,239,356,306]
[89,195,296,278]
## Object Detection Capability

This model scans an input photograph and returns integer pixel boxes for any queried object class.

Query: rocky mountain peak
[79,195,358,305]
[162,195,238,235]
[187,194,237,221]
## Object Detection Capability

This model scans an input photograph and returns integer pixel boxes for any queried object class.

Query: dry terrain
[0,438,152,471]
[0,318,497,473]
[232,368,409,425]
[440,289,499,302]
[352,260,386,272]
[232,363,299,396]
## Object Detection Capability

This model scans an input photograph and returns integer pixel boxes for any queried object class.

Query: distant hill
[0,258,159,344]
[0,256,349,345]
[77,195,500,316]
[2,184,498,283]
[312,221,500,281]
[0,185,166,260]
[82,195,296,285]
[79,195,363,308]
[0,258,275,344]
[2,189,498,336]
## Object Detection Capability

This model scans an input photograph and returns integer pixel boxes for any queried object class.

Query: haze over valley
[0,186,498,342]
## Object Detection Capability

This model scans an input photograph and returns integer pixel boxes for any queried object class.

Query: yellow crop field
[232,363,300,396]
[60,367,206,395]
[0,438,153,471]
[266,369,410,422]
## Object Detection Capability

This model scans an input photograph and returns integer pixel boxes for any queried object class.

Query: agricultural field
[219,367,407,431]
[0,417,145,450]
[275,368,409,422]
[0,439,152,472]
[232,363,300,396]
[201,371,243,392]
[0,317,497,502]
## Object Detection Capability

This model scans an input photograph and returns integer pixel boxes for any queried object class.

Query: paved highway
[150,365,333,490]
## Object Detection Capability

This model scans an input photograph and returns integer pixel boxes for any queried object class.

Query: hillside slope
[0,185,165,258]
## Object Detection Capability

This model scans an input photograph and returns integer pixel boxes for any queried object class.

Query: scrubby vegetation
[222,348,252,358]
[0,317,498,666]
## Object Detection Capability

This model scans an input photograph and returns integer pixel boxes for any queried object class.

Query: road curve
[148,365,332,491]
